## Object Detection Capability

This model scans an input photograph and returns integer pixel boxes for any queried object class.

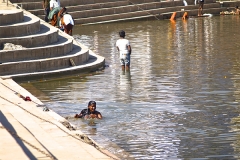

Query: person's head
[119,30,125,38]
[236,6,239,9]
[88,101,96,112]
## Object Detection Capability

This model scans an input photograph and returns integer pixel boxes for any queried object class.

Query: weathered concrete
[0,35,73,63]
[0,13,40,37]
[0,77,118,160]
[0,9,23,25]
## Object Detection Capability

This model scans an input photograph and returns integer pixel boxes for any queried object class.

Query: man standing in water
[116,30,132,71]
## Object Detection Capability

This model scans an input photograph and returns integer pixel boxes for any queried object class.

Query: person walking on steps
[116,30,132,71]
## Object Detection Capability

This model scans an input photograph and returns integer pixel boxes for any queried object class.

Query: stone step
[0,50,105,82]
[74,3,220,25]
[0,9,23,25]
[69,1,184,19]
[0,33,73,63]
[0,23,58,48]
[219,1,240,8]
[0,41,89,76]
[28,1,130,16]
[37,1,185,20]
[12,0,126,7]
[0,13,40,38]
[19,0,159,11]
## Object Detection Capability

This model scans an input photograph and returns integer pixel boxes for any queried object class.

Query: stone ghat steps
[0,13,40,38]
[0,50,105,82]
[28,1,130,16]
[0,42,89,76]
[0,9,23,25]
[0,34,73,63]
[0,8,105,80]
[12,0,159,7]
[73,3,221,25]
[22,0,161,15]
[14,0,221,25]
[64,1,185,19]
[0,24,58,48]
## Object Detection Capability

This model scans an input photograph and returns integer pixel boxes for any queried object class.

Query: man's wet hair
[88,101,96,106]
[119,30,125,38]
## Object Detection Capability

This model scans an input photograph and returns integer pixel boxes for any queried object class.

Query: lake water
[20,15,240,159]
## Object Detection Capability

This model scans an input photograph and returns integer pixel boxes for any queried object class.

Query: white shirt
[116,38,130,58]
[63,14,74,25]
[50,0,60,9]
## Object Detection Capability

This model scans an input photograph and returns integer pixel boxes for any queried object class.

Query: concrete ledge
[70,1,184,19]
[0,24,58,48]
[29,1,130,16]
[0,9,23,25]
[218,1,240,8]
[0,13,40,38]
[0,78,117,159]
[0,50,105,82]
[0,45,89,75]
[0,35,73,63]
[74,2,222,25]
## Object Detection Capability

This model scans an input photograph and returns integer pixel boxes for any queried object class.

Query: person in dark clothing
[42,0,50,22]
[74,101,102,119]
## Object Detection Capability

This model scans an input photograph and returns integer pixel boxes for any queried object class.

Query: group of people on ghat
[42,0,74,35]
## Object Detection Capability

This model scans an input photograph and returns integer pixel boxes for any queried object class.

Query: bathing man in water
[74,101,102,119]
[116,30,132,71]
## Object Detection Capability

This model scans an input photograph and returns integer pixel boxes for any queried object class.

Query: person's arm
[74,113,83,118]
[74,109,85,118]
[128,45,131,55]
[97,113,102,119]
[88,112,102,119]
[50,1,53,10]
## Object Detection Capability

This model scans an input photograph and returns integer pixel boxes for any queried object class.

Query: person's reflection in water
[88,127,97,135]
[120,70,131,85]
[119,71,132,102]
